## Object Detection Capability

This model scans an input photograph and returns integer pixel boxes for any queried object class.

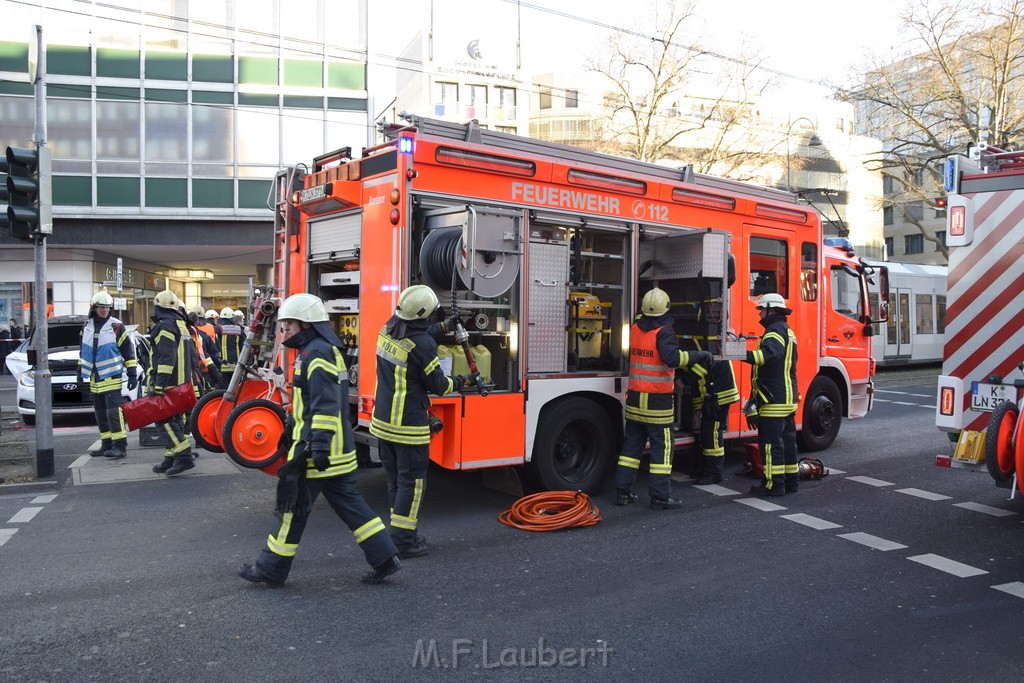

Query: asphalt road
[2,366,1023,681]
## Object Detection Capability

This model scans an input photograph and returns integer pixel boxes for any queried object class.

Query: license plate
[971,382,1013,411]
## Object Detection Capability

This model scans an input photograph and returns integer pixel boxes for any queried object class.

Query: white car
[4,315,151,425]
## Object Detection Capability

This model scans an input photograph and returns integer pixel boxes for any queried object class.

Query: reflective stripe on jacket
[749,316,798,416]
[80,316,136,393]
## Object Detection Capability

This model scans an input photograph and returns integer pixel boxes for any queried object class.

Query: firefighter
[196,308,218,342]
[238,293,401,586]
[370,285,466,558]
[614,288,712,509]
[215,306,243,388]
[80,290,138,459]
[187,305,224,393]
[741,293,799,497]
[690,354,740,485]
[150,290,197,476]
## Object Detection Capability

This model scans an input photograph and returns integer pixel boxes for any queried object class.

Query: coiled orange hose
[498,490,602,531]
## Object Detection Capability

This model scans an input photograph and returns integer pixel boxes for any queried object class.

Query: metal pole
[32,24,53,479]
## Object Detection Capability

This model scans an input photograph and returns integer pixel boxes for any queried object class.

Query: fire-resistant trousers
[92,389,127,449]
[699,405,730,477]
[155,412,191,458]
[758,412,798,491]
[378,440,429,552]
[255,473,397,582]
[614,419,673,501]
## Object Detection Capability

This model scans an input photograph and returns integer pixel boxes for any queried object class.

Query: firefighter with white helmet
[369,284,465,558]
[741,292,799,497]
[185,304,223,391]
[149,289,198,476]
[239,293,401,586]
[215,306,243,388]
[80,290,138,459]
[614,287,712,509]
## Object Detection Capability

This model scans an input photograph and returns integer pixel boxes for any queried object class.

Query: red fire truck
[195,116,880,492]
[935,143,1024,490]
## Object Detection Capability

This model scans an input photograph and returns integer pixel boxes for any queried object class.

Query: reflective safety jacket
[746,313,798,417]
[284,326,357,479]
[80,315,137,394]
[149,308,195,393]
[370,315,460,446]
[626,313,698,425]
[690,358,740,410]
[216,322,244,372]
[196,321,217,343]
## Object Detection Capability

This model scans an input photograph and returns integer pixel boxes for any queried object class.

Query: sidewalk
[71,433,244,485]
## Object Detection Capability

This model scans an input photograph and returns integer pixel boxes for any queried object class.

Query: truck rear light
[389,208,400,224]
[949,205,966,236]
[360,396,374,414]
[939,386,956,416]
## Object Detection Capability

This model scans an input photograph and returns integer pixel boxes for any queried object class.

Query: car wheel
[22,414,35,426]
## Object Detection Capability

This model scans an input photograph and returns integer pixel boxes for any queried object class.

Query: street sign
[116,257,123,293]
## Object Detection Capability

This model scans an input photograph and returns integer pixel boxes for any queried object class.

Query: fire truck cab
[266,115,877,492]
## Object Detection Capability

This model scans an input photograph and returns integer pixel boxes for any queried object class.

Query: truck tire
[525,397,613,492]
[984,400,1017,482]
[798,376,842,452]
[222,399,288,469]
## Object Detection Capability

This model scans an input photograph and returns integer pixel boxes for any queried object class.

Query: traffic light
[4,145,51,241]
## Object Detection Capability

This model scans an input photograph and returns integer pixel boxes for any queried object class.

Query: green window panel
[97,48,140,79]
[238,93,278,107]
[53,176,92,206]
[49,45,91,77]
[145,51,187,81]
[238,179,270,209]
[146,178,188,207]
[97,87,140,101]
[0,41,28,73]
[48,84,91,99]
[0,82,34,96]
[284,95,322,109]
[327,62,364,90]
[284,59,322,87]
[327,97,365,111]
[193,91,234,104]
[193,54,233,83]
[145,88,188,103]
[97,177,141,207]
[193,178,233,208]
[239,56,278,85]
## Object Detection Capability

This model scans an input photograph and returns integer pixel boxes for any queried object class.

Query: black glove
[311,448,331,472]
[126,372,138,391]
[152,378,168,396]
[209,367,224,386]
[689,351,713,368]
[743,350,755,364]
[443,314,463,333]
[275,451,310,515]
[450,375,466,390]
[277,414,294,452]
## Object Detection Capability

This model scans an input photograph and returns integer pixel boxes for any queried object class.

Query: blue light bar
[943,157,956,193]
[398,136,414,154]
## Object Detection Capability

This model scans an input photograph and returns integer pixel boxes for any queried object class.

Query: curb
[0,478,60,494]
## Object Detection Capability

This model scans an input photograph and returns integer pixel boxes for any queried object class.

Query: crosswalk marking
[692,484,740,496]
[907,553,988,578]
[992,582,1024,599]
[30,494,58,504]
[952,502,1017,517]
[896,488,951,501]
[781,513,842,530]
[735,498,787,512]
[837,532,907,551]
[0,529,17,547]
[847,475,894,487]
[8,507,42,524]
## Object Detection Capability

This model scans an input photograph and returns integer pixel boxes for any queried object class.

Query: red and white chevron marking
[943,188,1024,431]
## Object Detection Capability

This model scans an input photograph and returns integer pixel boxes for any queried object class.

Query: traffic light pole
[32,24,53,479]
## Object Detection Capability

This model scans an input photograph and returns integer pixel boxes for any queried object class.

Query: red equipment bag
[120,383,197,431]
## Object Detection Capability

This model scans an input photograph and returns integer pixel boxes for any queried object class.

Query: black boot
[104,442,127,460]
[152,457,175,474]
[750,483,785,498]
[650,497,682,510]
[238,563,285,586]
[695,472,723,485]
[615,489,639,506]
[90,441,112,457]
[165,452,196,476]
[397,541,429,559]
[361,555,402,584]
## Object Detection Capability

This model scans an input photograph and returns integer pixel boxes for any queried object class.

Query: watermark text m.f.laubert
[412,637,613,669]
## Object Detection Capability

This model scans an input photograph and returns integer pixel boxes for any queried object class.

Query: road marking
[669,473,694,483]
[826,467,846,475]
[693,484,740,496]
[781,513,842,530]
[735,498,787,512]
[837,532,908,551]
[875,390,935,398]
[30,494,57,504]
[69,454,91,468]
[992,582,1024,599]
[8,507,42,524]
[896,488,952,501]
[952,502,1017,517]
[907,553,988,578]
[0,529,17,546]
[847,475,894,487]
[919,404,935,409]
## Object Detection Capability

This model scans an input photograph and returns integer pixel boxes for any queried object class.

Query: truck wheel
[526,397,613,492]
[985,400,1017,482]
[188,390,226,453]
[222,399,288,469]
[798,376,842,451]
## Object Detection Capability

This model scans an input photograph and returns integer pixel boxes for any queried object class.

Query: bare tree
[846,0,1024,260]
[583,0,776,176]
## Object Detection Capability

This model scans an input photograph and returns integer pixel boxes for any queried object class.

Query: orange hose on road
[498,490,601,531]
